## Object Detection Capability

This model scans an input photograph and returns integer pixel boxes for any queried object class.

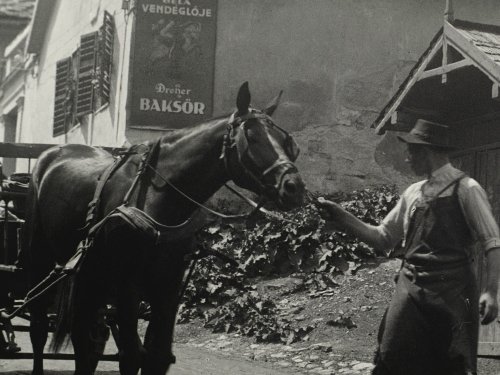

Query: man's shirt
[378,163,500,253]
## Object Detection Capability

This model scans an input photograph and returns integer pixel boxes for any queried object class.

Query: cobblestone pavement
[0,328,300,375]
[2,322,498,374]
[1,336,371,375]
[0,347,299,375]
[184,334,374,375]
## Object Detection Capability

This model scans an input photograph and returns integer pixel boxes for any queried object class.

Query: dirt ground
[173,257,500,375]
[3,258,500,374]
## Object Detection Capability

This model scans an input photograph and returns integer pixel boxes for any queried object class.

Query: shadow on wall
[275,61,417,134]
[374,131,413,176]
[275,76,334,132]
[334,61,416,129]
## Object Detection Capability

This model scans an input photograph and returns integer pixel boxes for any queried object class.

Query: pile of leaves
[178,185,399,344]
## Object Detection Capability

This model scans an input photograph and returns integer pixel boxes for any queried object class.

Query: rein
[145,163,299,225]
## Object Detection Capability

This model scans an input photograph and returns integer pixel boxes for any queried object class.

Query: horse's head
[221,82,306,210]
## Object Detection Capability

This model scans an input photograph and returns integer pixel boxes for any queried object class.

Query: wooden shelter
[372,1,500,356]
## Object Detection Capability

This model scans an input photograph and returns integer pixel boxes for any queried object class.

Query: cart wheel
[0,318,21,354]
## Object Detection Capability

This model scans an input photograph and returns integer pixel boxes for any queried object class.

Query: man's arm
[460,180,500,324]
[480,248,500,324]
[317,197,403,256]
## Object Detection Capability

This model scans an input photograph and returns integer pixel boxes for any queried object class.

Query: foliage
[202,291,315,344]
[179,185,399,343]
[197,184,398,277]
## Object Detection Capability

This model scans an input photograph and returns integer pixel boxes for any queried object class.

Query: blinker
[230,112,300,163]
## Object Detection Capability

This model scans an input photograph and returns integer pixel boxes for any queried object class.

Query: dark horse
[23,82,305,375]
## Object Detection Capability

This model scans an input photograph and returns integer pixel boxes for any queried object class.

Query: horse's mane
[129,113,232,150]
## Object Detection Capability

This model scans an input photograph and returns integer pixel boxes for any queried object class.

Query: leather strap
[85,155,128,228]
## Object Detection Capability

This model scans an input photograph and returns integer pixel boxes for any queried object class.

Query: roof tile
[454,19,500,67]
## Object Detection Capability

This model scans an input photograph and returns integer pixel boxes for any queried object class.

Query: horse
[22,82,306,375]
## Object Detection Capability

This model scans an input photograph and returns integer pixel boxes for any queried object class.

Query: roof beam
[418,58,472,81]
[374,35,444,134]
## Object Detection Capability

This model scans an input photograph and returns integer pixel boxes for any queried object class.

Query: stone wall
[206,0,500,193]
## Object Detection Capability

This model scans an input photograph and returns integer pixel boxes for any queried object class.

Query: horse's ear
[263,90,283,116]
[236,82,251,115]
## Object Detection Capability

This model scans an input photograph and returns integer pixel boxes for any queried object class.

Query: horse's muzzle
[277,172,305,210]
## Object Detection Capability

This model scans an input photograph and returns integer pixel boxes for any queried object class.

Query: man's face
[406,143,431,176]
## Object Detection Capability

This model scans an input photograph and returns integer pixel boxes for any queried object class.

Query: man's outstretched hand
[316,197,345,231]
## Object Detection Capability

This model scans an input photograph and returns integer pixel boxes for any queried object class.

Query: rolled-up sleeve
[376,196,406,251]
[460,179,500,252]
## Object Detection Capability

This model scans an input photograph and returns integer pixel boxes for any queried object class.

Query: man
[318,119,500,375]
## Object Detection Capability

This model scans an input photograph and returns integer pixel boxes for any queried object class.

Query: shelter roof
[372,19,500,134]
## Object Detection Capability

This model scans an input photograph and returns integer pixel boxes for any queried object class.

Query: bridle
[101,110,302,225]
[137,110,301,224]
[220,109,300,199]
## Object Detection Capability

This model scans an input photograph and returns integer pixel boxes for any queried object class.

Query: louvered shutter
[98,11,114,105]
[76,31,98,117]
[53,57,72,137]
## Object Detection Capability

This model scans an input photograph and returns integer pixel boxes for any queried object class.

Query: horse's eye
[245,125,261,143]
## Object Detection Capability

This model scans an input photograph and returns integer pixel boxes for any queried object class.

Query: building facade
[2,0,500,192]
[0,0,34,176]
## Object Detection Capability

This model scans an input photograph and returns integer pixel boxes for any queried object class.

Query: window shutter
[98,11,114,105]
[76,31,98,117]
[53,57,72,137]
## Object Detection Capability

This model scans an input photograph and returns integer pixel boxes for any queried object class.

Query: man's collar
[429,162,453,180]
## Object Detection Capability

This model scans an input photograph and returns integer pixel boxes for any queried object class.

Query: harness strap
[122,141,157,206]
[85,152,133,228]
[422,174,466,203]
[87,204,199,244]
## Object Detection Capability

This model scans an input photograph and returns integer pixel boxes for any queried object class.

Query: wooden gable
[372,20,500,135]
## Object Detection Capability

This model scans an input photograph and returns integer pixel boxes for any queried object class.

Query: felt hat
[397,119,456,149]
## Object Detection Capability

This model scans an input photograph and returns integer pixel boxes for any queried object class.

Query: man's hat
[397,119,456,149]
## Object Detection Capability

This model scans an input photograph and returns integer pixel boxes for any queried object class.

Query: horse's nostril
[284,180,297,194]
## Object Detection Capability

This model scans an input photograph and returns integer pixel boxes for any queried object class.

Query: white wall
[20,0,132,147]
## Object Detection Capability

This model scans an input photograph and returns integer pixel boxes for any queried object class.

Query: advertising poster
[130,0,217,129]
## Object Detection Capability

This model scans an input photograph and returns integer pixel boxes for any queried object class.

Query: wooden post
[3,198,8,265]
[445,0,454,23]
[492,83,500,101]
[443,0,454,84]
[442,38,448,84]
